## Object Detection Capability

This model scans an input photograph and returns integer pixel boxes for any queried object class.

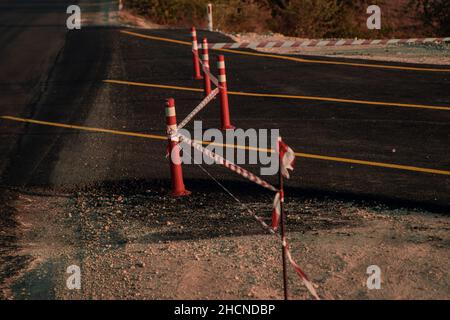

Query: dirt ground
[1,183,448,300]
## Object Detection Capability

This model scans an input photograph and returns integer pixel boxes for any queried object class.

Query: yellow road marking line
[2,115,450,176]
[104,79,203,93]
[121,30,191,46]
[103,79,450,111]
[294,153,450,176]
[0,116,167,141]
[120,30,450,73]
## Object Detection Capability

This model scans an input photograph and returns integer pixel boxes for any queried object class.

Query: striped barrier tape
[177,132,278,192]
[178,88,219,130]
[247,206,320,299]
[204,37,450,49]
[285,243,320,299]
[205,65,219,87]
[184,45,318,298]
[180,132,319,299]
[198,55,219,86]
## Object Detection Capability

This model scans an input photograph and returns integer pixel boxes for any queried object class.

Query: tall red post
[217,55,235,130]
[202,38,212,96]
[165,98,190,197]
[278,137,289,300]
[191,27,203,80]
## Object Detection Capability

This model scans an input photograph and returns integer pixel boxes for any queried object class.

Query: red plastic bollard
[217,55,235,130]
[191,27,203,80]
[202,38,212,96]
[165,98,191,197]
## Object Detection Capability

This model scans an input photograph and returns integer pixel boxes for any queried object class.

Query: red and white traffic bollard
[165,98,190,197]
[217,55,235,130]
[201,38,212,96]
[191,27,203,80]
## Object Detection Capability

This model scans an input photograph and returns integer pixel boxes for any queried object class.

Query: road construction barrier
[165,98,190,196]
[191,27,203,80]
[177,134,278,192]
[197,52,233,129]
[170,127,319,299]
[195,40,234,131]
[217,55,234,130]
[201,38,212,96]
[160,28,320,299]
[205,37,450,50]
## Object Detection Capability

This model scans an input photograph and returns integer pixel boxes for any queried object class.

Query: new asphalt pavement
[1,0,449,211]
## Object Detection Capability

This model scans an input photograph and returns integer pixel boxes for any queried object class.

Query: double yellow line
[2,115,449,176]
[120,30,450,73]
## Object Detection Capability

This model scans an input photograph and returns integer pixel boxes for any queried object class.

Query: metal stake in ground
[217,55,235,130]
[207,3,213,31]
[191,27,203,80]
[165,98,190,197]
[278,137,289,300]
[202,38,212,97]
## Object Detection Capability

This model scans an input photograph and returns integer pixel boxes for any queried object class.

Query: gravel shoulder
[1,183,448,300]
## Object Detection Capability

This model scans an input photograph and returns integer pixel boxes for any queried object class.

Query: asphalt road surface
[1,0,449,211]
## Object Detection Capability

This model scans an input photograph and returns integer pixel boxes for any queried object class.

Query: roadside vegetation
[409,0,450,35]
[124,0,449,38]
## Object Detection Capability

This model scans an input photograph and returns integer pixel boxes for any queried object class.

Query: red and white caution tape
[279,138,295,180]
[174,81,319,298]
[177,133,278,192]
[205,37,450,49]
[243,198,319,299]
[196,161,320,299]
[178,88,219,130]
[251,204,320,299]
[271,191,282,231]
[253,205,320,299]
[198,56,219,86]
[285,243,320,300]
[205,66,219,87]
